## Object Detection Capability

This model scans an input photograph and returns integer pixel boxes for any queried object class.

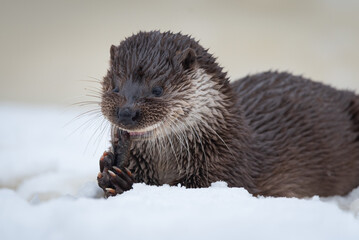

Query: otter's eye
[112,86,119,93]
[152,86,163,97]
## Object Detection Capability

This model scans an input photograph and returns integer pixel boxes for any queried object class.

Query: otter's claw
[97,151,134,198]
[109,167,134,192]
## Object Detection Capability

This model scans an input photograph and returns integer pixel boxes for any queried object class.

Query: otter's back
[231,71,359,196]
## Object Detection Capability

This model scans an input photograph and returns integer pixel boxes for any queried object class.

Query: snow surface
[0,104,358,240]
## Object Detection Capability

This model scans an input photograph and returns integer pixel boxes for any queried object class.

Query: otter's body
[97,31,359,198]
[234,72,359,196]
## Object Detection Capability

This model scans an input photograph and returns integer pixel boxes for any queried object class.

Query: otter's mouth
[128,131,148,136]
[127,130,153,138]
[116,122,162,140]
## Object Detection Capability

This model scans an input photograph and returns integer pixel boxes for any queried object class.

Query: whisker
[157,125,168,166]
[67,112,103,138]
[192,115,234,157]
[87,76,102,82]
[189,122,209,186]
[71,101,101,107]
[65,108,101,126]
[173,119,192,175]
[78,79,101,84]
[163,122,180,171]
[85,94,102,99]
[167,118,186,152]
[84,115,108,151]
[87,117,110,156]
[84,88,102,95]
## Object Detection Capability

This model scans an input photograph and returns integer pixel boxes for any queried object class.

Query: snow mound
[0,104,358,240]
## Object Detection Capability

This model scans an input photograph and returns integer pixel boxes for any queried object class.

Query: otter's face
[101,33,200,137]
[101,32,231,139]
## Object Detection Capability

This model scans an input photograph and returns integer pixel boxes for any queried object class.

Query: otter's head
[101,31,231,138]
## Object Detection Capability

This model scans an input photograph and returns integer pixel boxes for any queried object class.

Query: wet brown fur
[101,31,359,197]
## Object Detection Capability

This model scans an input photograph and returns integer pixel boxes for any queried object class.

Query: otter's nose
[117,107,140,126]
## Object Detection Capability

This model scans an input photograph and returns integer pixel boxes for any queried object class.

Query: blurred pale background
[0,0,358,105]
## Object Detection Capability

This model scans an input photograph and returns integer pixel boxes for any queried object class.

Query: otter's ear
[110,45,117,61]
[176,48,197,71]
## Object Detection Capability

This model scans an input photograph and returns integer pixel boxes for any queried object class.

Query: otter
[97,31,359,198]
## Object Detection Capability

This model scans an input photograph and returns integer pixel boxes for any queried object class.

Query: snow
[0,104,358,240]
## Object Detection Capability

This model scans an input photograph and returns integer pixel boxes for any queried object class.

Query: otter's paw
[97,151,134,198]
